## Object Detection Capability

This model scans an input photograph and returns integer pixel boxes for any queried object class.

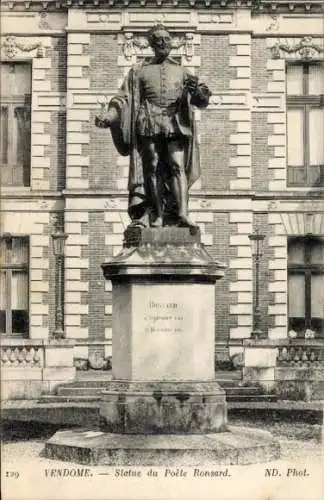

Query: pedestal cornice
[101,227,226,281]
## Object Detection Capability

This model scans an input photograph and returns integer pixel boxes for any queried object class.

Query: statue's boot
[172,171,197,228]
[177,214,196,228]
[131,215,149,228]
[147,173,163,227]
[151,216,163,228]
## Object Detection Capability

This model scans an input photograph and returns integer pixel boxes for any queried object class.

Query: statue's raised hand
[190,82,212,109]
[95,115,110,128]
[95,106,119,128]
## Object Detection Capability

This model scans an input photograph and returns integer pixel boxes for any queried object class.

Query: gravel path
[1,421,323,500]
[2,435,322,467]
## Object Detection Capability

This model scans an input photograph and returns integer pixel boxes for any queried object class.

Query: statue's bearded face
[151,29,172,58]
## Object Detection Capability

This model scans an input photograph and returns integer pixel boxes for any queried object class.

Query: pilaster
[66,32,91,190]
[64,210,89,340]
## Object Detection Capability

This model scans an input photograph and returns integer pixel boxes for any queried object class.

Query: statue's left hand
[95,116,110,128]
[190,83,212,108]
[196,83,212,98]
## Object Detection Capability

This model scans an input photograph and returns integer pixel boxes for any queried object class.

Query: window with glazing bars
[288,237,324,337]
[286,63,324,187]
[0,62,32,186]
[0,237,29,336]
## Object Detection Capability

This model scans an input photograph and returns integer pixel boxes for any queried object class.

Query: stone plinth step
[223,386,261,395]
[42,394,277,404]
[40,395,100,403]
[40,392,277,405]
[57,387,106,397]
[218,380,244,387]
[49,377,273,403]
[215,371,242,380]
[66,376,242,389]
[44,426,280,466]
[74,370,242,383]
[61,380,112,388]
[226,394,277,402]
[55,384,263,398]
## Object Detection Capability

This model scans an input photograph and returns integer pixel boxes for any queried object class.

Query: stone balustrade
[241,338,324,400]
[1,338,76,400]
[1,343,44,369]
[277,341,323,368]
[275,340,324,401]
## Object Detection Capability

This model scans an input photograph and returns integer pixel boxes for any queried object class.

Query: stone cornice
[253,0,324,13]
[1,0,323,12]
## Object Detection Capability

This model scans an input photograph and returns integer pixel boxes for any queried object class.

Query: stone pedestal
[100,227,227,434]
[100,380,227,434]
[45,226,280,465]
[242,339,278,392]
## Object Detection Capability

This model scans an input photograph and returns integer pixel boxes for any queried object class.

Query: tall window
[0,237,29,336]
[0,63,32,186]
[286,63,324,187]
[288,237,324,337]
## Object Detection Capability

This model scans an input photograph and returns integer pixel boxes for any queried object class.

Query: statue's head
[147,24,172,59]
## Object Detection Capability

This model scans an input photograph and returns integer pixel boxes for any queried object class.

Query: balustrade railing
[1,343,44,368]
[277,341,324,368]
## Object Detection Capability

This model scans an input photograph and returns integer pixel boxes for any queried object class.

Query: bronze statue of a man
[95,25,211,228]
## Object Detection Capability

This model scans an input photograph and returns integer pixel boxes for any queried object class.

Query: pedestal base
[100,380,227,434]
[45,426,280,466]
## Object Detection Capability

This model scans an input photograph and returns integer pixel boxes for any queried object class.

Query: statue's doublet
[138,59,187,107]
[136,59,189,137]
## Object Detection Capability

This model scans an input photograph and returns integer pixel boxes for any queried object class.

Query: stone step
[40,395,100,403]
[222,386,262,395]
[215,371,242,380]
[56,387,107,397]
[72,371,242,386]
[57,380,111,391]
[226,394,277,402]
[218,380,245,387]
[41,393,277,404]
[55,384,262,397]
[65,380,111,388]
[63,379,242,389]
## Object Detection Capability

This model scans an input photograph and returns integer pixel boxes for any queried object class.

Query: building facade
[1,0,323,399]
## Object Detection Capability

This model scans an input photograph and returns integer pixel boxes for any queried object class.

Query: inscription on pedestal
[144,300,184,334]
[130,284,215,381]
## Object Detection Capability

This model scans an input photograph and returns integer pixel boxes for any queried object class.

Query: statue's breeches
[136,101,184,137]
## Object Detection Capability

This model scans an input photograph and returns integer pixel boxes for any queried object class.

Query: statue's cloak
[108,61,201,222]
